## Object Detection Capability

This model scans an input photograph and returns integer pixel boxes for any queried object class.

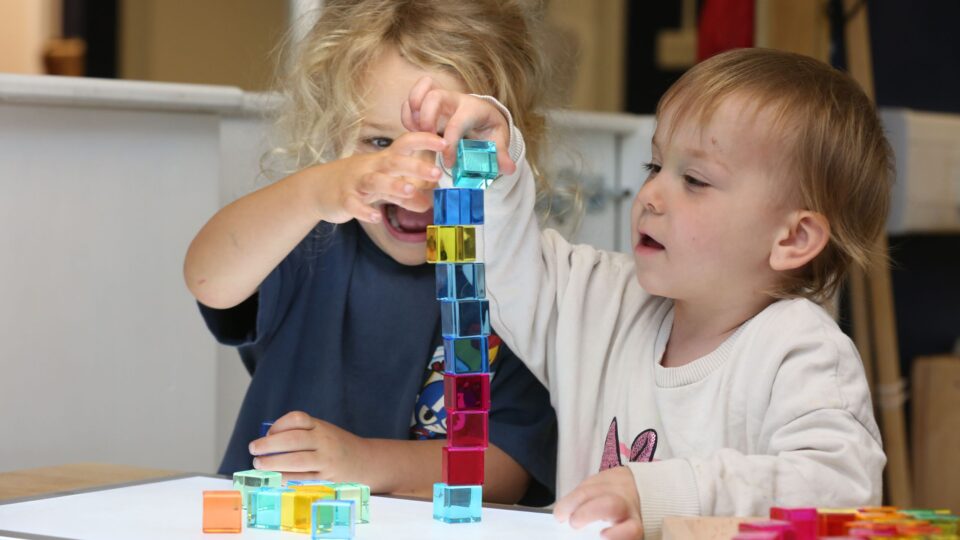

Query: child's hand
[248,411,368,482]
[401,76,517,176]
[313,131,447,224]
[553,466,644,540]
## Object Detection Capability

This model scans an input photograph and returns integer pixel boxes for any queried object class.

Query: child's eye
[363,137,394,149]
[683,175,710,188]
[642,162,661,174]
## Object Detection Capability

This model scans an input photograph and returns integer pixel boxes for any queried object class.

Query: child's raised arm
[183,133,445,309]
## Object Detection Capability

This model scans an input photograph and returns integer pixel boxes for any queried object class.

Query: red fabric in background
[697,0,755,61]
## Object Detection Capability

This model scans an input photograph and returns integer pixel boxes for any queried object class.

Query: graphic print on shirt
[409,334,503,439]
[599,417,658,470]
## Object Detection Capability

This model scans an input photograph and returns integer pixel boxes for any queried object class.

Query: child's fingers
[250,428,315,456]
[553,482,605,522]
[344,196,381,224]
[416,88,458,136]
[400,100,418,133]
[567,493,629,529]
[253,450,324,473]
[601,520,644,540]
[379,190,434,214]
[406,76,438,123]
[270,411,316,433]
[389,131,448,157]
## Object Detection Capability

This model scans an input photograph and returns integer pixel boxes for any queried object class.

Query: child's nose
[636,177,665,215]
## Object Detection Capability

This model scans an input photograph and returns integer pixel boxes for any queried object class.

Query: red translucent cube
[442,447,484,485]
[444,373,490,412]
[448,411,488,448]
[769,507,816,540]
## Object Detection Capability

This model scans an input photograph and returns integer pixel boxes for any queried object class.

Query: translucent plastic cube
[311,500,355,539]
[426,225,478,263]
[283,485,336,533]
[334,482,370,524]
[232,469,282,510]
[448,411,489,448]
[202,490,242,533]
[434,188,484,225]
[433,483,482,523]
[442,447,485,485]
[248,486,293,530]
[436,263,485,301]
[452,140,498,189]
[443,373,491,412]
[443,336,489,374]
[440,299,490,338]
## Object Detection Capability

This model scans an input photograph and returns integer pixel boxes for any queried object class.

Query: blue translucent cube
[436,263,485,300]
[286,479,335,487]
[260,421,274,437]
[434,188,484,225]
[443,336,489,374]
[249,486,293,530]
[440,299,490,338]
[311,499,355,539]
[433,483,482,523]
[334,482,370,524]
[452,140,498,189]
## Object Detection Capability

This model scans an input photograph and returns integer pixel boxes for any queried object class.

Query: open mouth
[637,233,665,252]
[382,204,432,243]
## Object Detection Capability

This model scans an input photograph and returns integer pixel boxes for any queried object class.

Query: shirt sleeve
[486,339,558,506]
[197,230,311,350]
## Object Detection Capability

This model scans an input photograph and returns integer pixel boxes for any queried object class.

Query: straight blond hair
[657,48,893,302]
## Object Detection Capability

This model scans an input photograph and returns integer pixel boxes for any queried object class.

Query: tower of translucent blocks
[427,139,499,524]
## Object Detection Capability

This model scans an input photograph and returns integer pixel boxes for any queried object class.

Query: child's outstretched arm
[183,132,446,309]
[249,411,531,503]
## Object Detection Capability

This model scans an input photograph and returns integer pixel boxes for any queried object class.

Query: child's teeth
[388,206,401,230]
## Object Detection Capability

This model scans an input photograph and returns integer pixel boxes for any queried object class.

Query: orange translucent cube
[202,490,242,533]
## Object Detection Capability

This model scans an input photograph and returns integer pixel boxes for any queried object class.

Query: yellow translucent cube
[280,485,335,533]
[426,225,477,263]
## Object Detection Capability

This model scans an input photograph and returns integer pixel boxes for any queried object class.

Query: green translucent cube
[334,482,370,524]
[232,469,282,510]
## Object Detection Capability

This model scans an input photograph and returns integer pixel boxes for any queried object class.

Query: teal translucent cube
[443,336,489,374]
[311,499,355,539]
[248,486,293,530]
[433,483,482,523]
[434,188,484,225]
[440,299,490,338]
[452,140,498,189]
[232,470,282,510]
[334,482,370,524]
[436,263,485,300]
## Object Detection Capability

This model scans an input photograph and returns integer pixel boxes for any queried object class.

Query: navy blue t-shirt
[198,221,556,505]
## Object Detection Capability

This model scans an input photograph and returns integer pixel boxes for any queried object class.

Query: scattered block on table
[286,479,335,487]
[443,336,489,374]
[285,485,336,533]
[436,263,486,301]
[440,299,490,338]
[248,486,293,530]
[202,490,242,533]
[426,225,478,263]
[442,447,485,485]
[448,410,489,448]
[738,519,796,540]
[334,482,370,524]
[444,373,491,412]
[232,469,282,509]
[769,507,816,540]
[433,483,482,523]
[452,140,498,189]
[311,499,356,539]
[434,188,484,225]
[816,509,857,536]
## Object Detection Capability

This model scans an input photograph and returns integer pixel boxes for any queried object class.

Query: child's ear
[769,210,830,271]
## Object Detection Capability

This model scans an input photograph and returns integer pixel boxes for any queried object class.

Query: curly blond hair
[269,0,556,201]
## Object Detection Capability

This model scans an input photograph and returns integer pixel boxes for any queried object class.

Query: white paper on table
[0,475,606,540]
